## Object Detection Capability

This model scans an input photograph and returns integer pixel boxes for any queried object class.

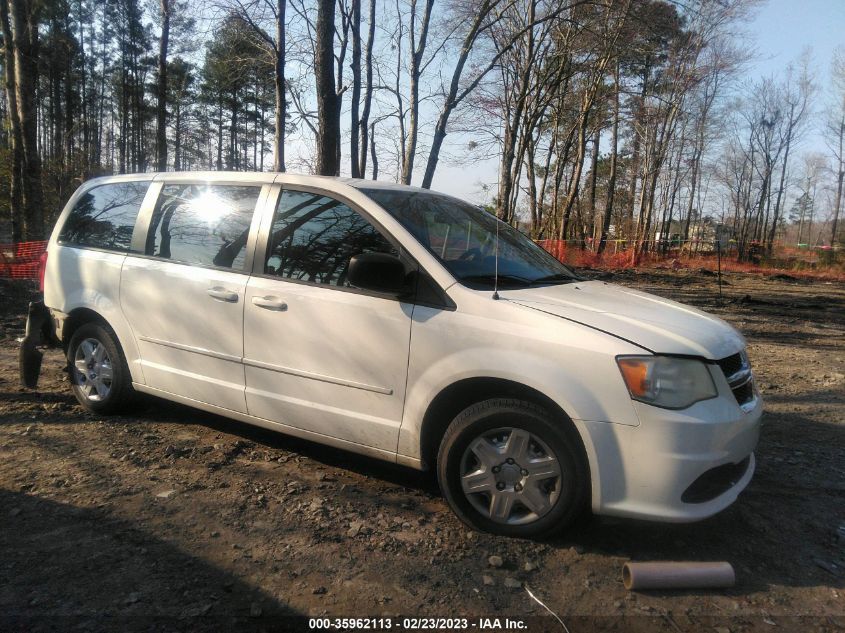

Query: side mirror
[348,252,407,294]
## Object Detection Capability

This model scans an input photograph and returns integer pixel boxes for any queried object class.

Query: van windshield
[359,188,578,289]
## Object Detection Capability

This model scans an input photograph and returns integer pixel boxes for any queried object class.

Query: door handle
[251,296,288,311]
[207,287,239,303]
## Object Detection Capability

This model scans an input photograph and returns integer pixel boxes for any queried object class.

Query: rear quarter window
[58,181,150,252]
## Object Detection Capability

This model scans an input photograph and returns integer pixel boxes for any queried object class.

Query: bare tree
[420,0,590,190]
[349,0,362,176]
[225,0,289,171]
[766,55,814,253]
[7,0,44,237]
[399,0,434,184]
[156,0,171,171]
[356,0,376,177]
[314,0,340,174]
[826,46,845,246]
[0,0,23,240]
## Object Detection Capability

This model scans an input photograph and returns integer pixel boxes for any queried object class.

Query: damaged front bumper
[19,299,60,388]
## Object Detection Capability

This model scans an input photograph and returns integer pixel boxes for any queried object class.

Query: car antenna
[492,213,500,300]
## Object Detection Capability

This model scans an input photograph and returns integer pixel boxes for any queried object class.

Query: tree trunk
[273,0,286,171]
[216,98,223,170]
[229,91,238,169]
[174,101,182,170]
[401,0,435,185]
[156,0,170,171]
[831,111,844,246]
[315,0,340,176]
[9,0,44,238]
[587,125,600,240]
[77,0,89,171]
[767,117,794,254]
[0,0,23,241]
[560,101,591,239]
[524,132,538,234]
[349,0,361,177]
[369,120,378,179]
[682,144,701,244]
[597,63,619,255]
[358,0,375,177]
[497,0,535,222]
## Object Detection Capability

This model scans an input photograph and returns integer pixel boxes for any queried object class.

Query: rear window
[58,181,149,252]
[145,184,261,270]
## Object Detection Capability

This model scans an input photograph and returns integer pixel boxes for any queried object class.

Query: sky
[426,0,845,205]
[748,0,843,81]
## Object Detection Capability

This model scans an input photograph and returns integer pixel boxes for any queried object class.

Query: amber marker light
[617,357,651,399]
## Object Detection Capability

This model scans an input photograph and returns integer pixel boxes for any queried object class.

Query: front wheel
[67,322,135,414]
[437,399,587,538]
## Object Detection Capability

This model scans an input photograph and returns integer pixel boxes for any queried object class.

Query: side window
[265,189,398,287]
[146,184,261,270]
[58,181,149,252]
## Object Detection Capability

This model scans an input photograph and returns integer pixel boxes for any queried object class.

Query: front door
[121,182,264,412]
[243,188,413,453]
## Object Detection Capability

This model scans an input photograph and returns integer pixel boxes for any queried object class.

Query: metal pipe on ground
[622,562,736,591]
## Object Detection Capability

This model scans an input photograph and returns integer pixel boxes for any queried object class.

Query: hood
[500,280,744,359]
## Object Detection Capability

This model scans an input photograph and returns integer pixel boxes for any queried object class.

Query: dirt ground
[1,270,843,633]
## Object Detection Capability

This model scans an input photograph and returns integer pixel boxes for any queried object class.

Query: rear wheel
[68,322,135,414]
[437,399,587,538]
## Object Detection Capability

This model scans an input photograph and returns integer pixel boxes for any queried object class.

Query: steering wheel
[458,247,483,261]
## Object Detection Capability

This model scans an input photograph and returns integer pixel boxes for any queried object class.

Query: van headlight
[616,355,717,409]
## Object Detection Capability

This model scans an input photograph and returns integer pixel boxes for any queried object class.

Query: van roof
[82,171,434,195]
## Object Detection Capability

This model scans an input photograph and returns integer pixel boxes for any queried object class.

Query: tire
[67,322,135,414]
[437,398,587,538]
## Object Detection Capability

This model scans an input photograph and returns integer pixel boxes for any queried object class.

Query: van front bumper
[579,393,762,522]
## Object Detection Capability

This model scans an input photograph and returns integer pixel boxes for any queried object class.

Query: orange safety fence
[0,241,48,279]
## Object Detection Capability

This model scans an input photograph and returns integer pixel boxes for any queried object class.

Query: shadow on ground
[0,489,308,632]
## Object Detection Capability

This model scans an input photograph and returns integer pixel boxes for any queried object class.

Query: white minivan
[21,172,762,537]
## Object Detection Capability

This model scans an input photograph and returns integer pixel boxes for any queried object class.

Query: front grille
[715,351,755,408]
[682,456,752,503]
[716,352,744,377]
[732,380,754,404]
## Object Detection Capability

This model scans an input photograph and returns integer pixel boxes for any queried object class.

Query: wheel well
[419,377,589,475]
[62,308,109,349]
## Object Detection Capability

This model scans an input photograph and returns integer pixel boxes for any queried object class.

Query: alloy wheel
[73,337,113,402]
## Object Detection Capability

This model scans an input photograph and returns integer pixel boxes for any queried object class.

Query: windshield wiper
[529,273,578,286]
[459,273,533,287]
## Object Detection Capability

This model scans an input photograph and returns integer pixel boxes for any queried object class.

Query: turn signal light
[617,358,651,398]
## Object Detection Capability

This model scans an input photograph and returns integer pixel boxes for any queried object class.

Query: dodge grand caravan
[21,172,762,537]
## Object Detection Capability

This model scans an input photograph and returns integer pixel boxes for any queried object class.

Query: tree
[156,0,171,170]
[314,0,339,175]
[789,191,812,245]
[355,0,375,177]
[766,55,814,254]
[202,14,273,170]
[8,0,44,237]
[827,46,845,246]
[399,0,434,184]
[0,0,23,240]
[224,0,288,171]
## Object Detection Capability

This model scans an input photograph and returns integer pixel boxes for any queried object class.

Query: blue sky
[748,0,843,81]
[428,0,845,204]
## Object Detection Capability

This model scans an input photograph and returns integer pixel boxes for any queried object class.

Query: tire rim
[72,338,113,402]
[459,427,561,525]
